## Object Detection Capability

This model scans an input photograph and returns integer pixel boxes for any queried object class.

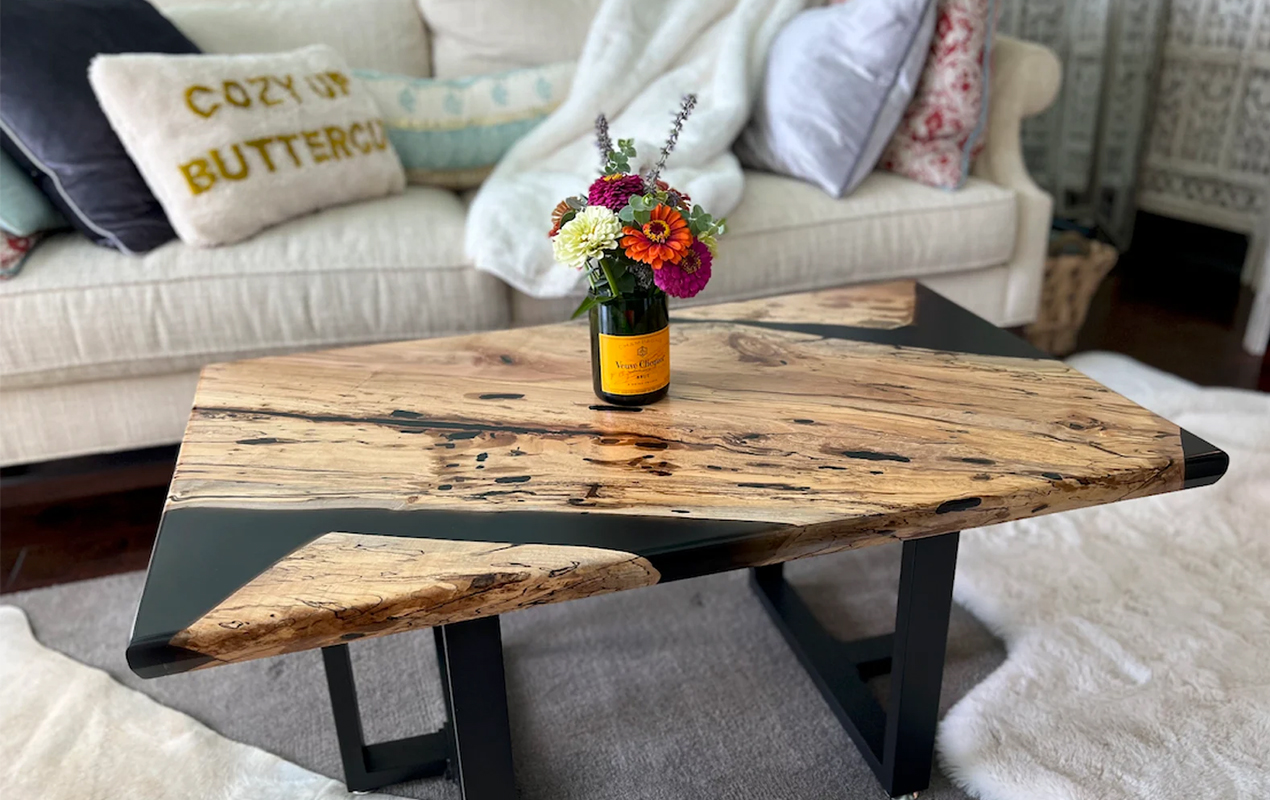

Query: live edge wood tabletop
[128,279,1225,678]
[126,279,1229,798]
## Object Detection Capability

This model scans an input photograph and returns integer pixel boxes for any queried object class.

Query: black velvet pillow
[0,0,199,254]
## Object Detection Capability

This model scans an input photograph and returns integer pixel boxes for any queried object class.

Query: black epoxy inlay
[842,450,911,463]
[1180,428,1229,489]
[478,393,525,400]
[128,506,782,677]
[671,285,1052,361]
[131,285,1224,680]
[935,497,982,514]
[126,643,213,677]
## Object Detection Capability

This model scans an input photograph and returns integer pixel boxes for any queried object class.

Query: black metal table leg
[439,615,518,799]
[751,532,959,797]
[322,615,517,798]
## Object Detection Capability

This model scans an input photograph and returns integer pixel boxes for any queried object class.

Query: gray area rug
[7,544,1003,799]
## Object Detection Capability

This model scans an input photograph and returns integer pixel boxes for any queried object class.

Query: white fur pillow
[89,45,405,247]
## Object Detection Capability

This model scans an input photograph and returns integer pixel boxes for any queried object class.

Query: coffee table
[128,280,1226,798]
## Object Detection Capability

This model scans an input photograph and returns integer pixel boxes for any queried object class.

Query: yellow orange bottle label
[598,327,670,396]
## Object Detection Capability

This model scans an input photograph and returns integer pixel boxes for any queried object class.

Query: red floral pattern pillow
[879,0,998,190]
[1,231,44,279]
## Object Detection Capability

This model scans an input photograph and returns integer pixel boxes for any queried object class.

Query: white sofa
[0,0,1061,467]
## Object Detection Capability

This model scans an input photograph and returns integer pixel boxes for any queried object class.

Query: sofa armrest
[972,35,1062,327]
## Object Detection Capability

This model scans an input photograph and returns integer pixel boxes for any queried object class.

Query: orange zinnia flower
[621,204,692,270]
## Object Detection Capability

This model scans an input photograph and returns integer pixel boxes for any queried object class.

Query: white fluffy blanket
[0,606,389,800]
[939,353,1270,800]
[466,0,802,298]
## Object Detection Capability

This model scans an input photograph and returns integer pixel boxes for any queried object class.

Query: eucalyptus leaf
[617,206,636,222]
[634,209,651,225]
[571,294,600,320]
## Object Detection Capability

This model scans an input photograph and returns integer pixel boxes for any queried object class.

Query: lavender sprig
[594,113,615,172]
[644,94,697,191]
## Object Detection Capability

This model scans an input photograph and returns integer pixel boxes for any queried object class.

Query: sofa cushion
[0,0,200,254]
[162,0,432,77]
[417,0,601,77]
[736,0,935,198]
[880,0,999,190]
[356,61,575,189]
[510,170,1016,325]
[0,187,510,389]
[706,170,1016,300]
[1,371,202,467]
[0,150,65,237]
[89,46,406,247]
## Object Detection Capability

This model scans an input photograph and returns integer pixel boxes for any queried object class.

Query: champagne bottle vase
[588,291,670,406]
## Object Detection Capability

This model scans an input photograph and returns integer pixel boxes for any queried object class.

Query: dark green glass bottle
[588,290,670,406]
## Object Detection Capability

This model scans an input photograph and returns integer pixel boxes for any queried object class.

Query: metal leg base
[751,533,959,798]
[322,615,517,798]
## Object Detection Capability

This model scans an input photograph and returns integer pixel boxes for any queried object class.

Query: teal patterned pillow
[0,150,65,236]
[353,62,574,189]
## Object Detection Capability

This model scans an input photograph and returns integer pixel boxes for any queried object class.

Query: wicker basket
[1025,232,1118,356]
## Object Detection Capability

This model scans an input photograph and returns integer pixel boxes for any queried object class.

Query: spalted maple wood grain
[169,289,1185,569]
[133,281,1195,670]
[170,532,660,666]
[674,281,916,329]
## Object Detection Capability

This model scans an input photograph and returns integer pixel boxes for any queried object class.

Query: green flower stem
[599,260,621,302]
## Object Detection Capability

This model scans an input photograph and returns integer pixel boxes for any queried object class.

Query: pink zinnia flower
[588,173,645,212]
[654,239,712,298]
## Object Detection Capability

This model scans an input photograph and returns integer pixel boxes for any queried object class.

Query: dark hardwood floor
[1077,272,1263,390]
[3,485,168,592]
[3,269,1267,594]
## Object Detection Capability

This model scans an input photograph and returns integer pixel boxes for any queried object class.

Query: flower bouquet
[549,95,726,405]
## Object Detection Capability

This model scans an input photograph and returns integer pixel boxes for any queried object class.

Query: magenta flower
[654,239,712,298]
[588,173,645,212]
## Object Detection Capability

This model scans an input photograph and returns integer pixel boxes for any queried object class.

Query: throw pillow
[88,46,406,248]
[879,0,1000,190]
[0,231,45,280]
[164,0,432,78]
[354,62,575,189]
[0,0,200,254]
[734,0,936,198]
[0,151,65,237]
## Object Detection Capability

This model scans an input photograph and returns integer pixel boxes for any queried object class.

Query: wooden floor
[3,272,1267,594]
[1077,268,1264,391]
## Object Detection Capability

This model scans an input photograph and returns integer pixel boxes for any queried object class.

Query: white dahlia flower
[551,205,622,270]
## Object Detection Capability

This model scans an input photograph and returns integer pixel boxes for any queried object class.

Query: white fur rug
[0,606,390,800]
[939,352,1270,800]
